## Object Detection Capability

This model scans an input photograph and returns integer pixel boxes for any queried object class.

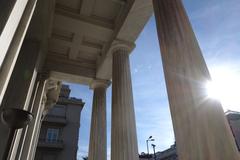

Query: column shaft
[1,40,39,109]
[0,0,38,105]
[0,0,17,32]
[88,87,107,160]
[111,49,138,160]
[153,0,240,160]
[19,78,46,160]
[28,117,43,160]
[0,40,40,159]
[14,77,40,160]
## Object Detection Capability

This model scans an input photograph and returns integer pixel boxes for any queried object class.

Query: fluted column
[88,79,110,160]
[153,0,240,160]
[0,40,41,160]
[111,42,139,160]
[0,0,38,105]
[19,73,48,160]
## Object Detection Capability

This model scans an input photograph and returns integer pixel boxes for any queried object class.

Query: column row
[87,0,240,159]
[1,0,239,160]
[88,42,139,160]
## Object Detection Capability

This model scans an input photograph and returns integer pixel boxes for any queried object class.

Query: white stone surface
[153,0,240,160]
[111,46,138,160]
[0,0,38,106]
[88,80,109,160]
[19,78,46,160]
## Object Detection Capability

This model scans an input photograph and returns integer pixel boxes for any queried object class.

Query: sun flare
[206,66,240,111]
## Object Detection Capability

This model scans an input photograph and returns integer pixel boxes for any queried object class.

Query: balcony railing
[38,138,64,149]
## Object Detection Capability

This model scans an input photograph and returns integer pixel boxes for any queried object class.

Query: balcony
[43,114,67,125]
[38,138,64,149]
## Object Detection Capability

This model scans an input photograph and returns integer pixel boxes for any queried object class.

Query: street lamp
[146,136,155,156]
[152,144,156,160]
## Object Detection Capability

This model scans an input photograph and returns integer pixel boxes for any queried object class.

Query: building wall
[227,112,240,151]
[58,104,82,160]
[231,119,240,150]
[35,85,84,160]
[156,144,178,160]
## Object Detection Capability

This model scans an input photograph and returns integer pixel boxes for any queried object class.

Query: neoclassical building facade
[0,0,239,160]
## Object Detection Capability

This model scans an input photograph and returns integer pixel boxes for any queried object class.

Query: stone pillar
[88,79,110,160]
[18,73,48,160]
[111,42,139,160]
[0,40,41,159]
[152,0,240,160]
[0,0,17,33]
[0,0,38,105]
[27,99,46,160]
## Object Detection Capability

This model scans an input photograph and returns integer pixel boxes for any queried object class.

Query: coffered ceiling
[31,0,153,85]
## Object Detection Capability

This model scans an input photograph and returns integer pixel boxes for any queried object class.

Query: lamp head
[1,108,33,129]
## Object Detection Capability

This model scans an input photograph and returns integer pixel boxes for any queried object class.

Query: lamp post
[146,136,155,158]
[152,144,156,160]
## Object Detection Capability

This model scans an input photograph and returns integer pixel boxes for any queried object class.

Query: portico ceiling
[31,0,153,85]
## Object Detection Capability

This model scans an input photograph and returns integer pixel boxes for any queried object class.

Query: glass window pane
[46,128,59,142]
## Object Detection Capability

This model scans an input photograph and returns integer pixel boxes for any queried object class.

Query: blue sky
[66,0,240,159]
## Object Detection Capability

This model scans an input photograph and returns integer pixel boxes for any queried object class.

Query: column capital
[45,79,61,90]
[90,79,111,89]
[109,40,135,55]
[42,80,62,116]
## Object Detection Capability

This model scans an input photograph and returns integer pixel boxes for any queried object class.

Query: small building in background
[35,85,85,160]
[156,143,178,160]
[139,153,153,160]
[226,110,240,151]
[139,111,240,160]
[139,143,178,160]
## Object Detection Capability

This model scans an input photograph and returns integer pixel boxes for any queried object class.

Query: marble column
[18,73,48,160]
[0,0,38,105]
[0,0,17,33]
[88,79,110,160]
[111,43,139,160]
[152,0,240,160]
[0,40,40,159]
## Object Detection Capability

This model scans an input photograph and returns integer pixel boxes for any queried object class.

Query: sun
[206,66,240,112]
